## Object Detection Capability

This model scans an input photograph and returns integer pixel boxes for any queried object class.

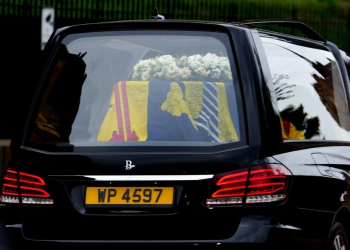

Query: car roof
[54,18,327,44]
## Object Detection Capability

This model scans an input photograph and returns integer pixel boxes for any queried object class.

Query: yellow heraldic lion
[161,82,198,130]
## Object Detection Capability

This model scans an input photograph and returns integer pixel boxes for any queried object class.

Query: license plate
[85,187,174,205]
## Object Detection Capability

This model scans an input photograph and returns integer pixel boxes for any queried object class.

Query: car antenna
[151,7,165,20]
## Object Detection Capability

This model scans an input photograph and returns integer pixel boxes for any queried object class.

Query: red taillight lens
[4,169,45,186]
[4,169,17,182]
[206,169,248,205]
[216,171,248,185]
[2,184,19,196]
[211,186,246,198]
[246,165,291,203]
[20,186,50,197]
[212,170,248,198]
[206,164,291,205]
[19,172,45,186]
[0,169,53,204]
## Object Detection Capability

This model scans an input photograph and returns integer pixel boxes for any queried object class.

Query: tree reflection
[311,60,350,131]
[276,46,350,132]
[273,73,320,139]
[273,74,295,101]
[280,104,320,139]
[30,44,88,144]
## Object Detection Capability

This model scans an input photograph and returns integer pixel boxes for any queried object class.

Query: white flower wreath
[131,53,232,82]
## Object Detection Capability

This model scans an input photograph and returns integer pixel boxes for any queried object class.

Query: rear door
[10,21,270,241]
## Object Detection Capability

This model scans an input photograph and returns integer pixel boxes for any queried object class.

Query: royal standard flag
[97,81,239,143]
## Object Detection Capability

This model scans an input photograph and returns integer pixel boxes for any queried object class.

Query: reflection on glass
[30,44,87,143]
[262,35,350,141]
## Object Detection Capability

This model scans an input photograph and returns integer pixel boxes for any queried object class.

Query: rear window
[27,30,245,151]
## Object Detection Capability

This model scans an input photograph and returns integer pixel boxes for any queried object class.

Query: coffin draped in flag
[97,81,239,143]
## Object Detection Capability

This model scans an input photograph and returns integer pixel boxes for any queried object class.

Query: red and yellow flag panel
[97,81,239,143]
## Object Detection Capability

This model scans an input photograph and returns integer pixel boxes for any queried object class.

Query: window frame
[21,22,257,154]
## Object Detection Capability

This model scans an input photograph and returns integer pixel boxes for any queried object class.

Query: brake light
[246,165,291,203]
[19,172,45,185]
[2,184,19,196]
[206,164,291,205]
[0,169,53,204]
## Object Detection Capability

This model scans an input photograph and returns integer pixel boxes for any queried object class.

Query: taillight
[206,168,248,205]
[0,169,54,204]
[206,164,291,206]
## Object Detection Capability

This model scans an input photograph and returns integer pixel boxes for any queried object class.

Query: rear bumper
[0,206,332,250]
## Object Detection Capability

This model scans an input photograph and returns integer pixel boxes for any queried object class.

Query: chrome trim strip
[49,175,214,181]
[5,224,22,228]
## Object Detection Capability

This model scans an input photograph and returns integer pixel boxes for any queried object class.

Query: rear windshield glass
[27,30,244,150]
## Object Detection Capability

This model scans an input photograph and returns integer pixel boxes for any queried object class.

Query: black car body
[1,14,350,250]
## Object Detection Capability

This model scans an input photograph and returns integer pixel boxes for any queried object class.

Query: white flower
[210,68,221,79]
[197,67,206,75]
[180,67,191,79]
[167,63,177,72]
[142,71,151,81]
